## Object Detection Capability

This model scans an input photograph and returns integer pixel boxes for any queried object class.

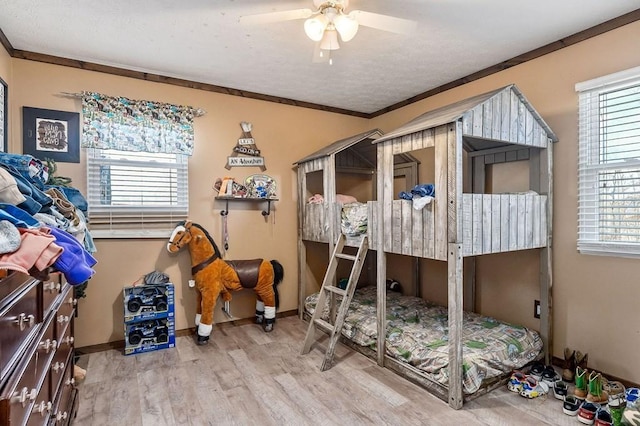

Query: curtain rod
[59,92,207,117]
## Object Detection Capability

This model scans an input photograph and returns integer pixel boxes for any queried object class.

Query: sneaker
[507,371,527,393]
[563,395,582,416]
[519,376,549,399]
[627,387,640,406]
[553,380,568,400]
[594,407,613,426]
[578,401,600,425]
[542,365,561,386]
[529,362,545,380]
[603,380,625,400]
[622,407,640,426]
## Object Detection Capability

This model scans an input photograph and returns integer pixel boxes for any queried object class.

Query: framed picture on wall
[0,77,7,153]
[22,107,80,163]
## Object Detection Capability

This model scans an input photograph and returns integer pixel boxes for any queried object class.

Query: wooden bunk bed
[295,85,557,409]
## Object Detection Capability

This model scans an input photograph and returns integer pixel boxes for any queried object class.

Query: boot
[562,348,576,382]
[586,371,609,404]
[575,351,589,371]
[574,366,588,400]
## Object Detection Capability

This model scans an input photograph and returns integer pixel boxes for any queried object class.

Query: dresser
[0,271,78,425]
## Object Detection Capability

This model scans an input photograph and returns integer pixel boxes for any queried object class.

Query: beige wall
[369,20,640,383]
[8,59,369,348]
[4,19,640,383]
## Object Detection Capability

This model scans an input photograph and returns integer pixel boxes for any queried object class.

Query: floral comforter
[304,286,543,394]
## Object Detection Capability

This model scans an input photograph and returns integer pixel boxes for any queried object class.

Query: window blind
[87,148,188,238]
[577,66,640,257]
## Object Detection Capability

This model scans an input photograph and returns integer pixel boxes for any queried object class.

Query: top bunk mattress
[304,286,543,394]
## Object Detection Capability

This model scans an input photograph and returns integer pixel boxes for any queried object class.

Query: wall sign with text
[225,121,266,171]
[22,107,80,163]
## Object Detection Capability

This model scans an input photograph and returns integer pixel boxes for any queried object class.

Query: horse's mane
[190,222,222,259]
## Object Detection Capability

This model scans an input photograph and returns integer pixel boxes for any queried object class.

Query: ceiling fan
[240,1,417,63]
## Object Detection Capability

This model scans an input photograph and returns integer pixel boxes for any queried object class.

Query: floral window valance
[81,91,203,156]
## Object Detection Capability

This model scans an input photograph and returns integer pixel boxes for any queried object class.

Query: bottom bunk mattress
[304,286,543,394]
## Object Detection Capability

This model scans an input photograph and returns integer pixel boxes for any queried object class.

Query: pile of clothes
[399,183,435,210]
[0,153,96,285]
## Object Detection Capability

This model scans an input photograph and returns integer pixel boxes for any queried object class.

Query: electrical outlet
[534,300,541,319]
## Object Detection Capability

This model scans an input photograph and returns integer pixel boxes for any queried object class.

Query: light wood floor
[74,316,575,425]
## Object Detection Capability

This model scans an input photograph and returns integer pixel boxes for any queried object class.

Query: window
[87,148,188,238]
[81,92,199,238]
[576,66,640,257]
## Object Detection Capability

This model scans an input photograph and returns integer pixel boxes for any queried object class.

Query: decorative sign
[36,118,69,152]
[228,157,265,167]
[22,107,80,163]
[226,121,266,171]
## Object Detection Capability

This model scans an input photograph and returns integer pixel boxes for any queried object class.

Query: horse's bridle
[170,224,221,276]
[169,226,191,251]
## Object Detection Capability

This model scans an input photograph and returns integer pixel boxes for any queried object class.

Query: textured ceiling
[0,0,639,114]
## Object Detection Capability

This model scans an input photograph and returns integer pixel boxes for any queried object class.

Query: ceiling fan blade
[239,8,313,25]
[348,10,417,35]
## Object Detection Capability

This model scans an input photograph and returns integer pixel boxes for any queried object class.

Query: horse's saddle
[225,259,263,289]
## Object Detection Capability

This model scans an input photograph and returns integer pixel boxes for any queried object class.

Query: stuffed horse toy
[167,220,284,345]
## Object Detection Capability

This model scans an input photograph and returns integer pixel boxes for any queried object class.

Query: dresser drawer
[32,314,56,394]
[54,285,75,341]
[26,371,52,426]
[42,274,63,318]
[51,324,73,398]
[0,272,37,310]
[0,345,45,426]
[50,359,75,425]
[0,279,40,380]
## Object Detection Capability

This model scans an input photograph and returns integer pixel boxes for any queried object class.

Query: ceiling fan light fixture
[304,15,328,41]
[333,14,358,42]
[319,28,340,50]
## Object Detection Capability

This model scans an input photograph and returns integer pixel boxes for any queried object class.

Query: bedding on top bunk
[304,286,543,394]
[340,202,368,236]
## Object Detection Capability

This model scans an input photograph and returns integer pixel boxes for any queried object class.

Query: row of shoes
[564,388,640,425]
[507,359,637,426]
[507,363,560,398]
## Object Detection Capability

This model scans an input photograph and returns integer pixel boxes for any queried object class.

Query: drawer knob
[55,411,68,421]
[32,400,52,416]
[11,387,37,406]
[51,361,65,373]
[62,336,74,346]
[65,377,76,387]
[57,315,70,324]
[67,297,78,306]
[38,338,58,353]
[44,281,61,292]
[14,313,36,331]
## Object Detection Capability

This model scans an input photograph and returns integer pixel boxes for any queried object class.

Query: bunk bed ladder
[301,234,369,371]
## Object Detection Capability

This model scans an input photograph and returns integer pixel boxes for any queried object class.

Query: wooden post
[448,243,464,409]
[447,121,464,409]
[376,141,393,367]
[297,167,306,319]
[540,141,553,364]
